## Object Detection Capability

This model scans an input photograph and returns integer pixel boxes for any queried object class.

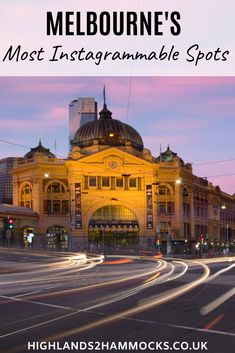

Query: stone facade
[11,105,235,253]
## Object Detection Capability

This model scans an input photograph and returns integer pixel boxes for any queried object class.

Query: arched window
[89,205,138,227]
[20,183,33,209]
[47,182,65,193]
[44,181,68,214]
[183,187,189,196]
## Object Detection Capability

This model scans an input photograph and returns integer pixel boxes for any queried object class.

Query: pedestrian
[27,232,34,247]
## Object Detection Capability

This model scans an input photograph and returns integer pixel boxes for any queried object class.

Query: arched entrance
[46,225,68,248]
[88,205,139,246]
[22,225,35,247]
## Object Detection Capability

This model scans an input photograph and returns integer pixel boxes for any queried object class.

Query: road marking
[0,310,81,339]
[144,272,160,283]
[122,316,235,338]
[14,290,42,298]
[200,287,235,315]
[0,258,214,342]
[203,313,224,330]
[0,262,172,341]
[36,260,210,340]
[0,295,74,311]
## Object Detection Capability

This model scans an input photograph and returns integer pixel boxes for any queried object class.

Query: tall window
[102,177,110,187]
[89,177,97,187]
[183,203,191,217]
[116,178,124,188]
[158,202,175,214]
[44,181,68,214]
[44,200,69,214]
[129,178,137,188]
[183,187,189,196]
[159,202,166,214]
[20,183,33,209]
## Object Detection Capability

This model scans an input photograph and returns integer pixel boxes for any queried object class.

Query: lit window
[20,183,33,209]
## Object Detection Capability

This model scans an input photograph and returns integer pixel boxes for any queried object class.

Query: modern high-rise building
[69,97,97,146]
[0,157,17,204]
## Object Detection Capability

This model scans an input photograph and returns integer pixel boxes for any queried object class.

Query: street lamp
[176,178,182,185]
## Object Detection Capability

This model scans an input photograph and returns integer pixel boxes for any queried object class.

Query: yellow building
[12,103,235,253]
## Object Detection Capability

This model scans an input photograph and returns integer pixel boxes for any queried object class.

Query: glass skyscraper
[69,97,97,147]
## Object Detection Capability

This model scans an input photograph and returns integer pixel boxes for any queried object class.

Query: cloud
[0,76,235,194]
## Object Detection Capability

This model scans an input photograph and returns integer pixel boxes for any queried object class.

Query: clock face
[107,160,118,169]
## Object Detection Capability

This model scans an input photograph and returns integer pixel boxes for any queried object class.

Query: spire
[39,139,42,146]
[99,85,112,119]
[103,85,106,107]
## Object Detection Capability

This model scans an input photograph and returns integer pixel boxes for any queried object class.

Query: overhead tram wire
[205,173,235,178]
[0,138,31,150]
[194,158,235,166]
[1,138,234,174]
[3,138,233,178]
[0,138,67,159]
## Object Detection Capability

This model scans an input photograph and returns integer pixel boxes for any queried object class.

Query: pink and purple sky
[0,77,234,195]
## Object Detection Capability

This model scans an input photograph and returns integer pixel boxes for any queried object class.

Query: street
[0,248,234,353]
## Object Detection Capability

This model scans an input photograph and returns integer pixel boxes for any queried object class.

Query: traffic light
[199,234,204,244]
[6,218,14,230]
[155,238,160,247]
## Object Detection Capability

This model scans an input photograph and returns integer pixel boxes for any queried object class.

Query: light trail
[166,260,188,282]
[10,258,165,302]
[38,260,210,341]
[203,313,225,330]
[205,263,235,283]
[203,257,235,264]
[78,261,173,311]
[0,257,169,340]
[1,256,234,352]
[0,253,104,286]
[198,259,235,316]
